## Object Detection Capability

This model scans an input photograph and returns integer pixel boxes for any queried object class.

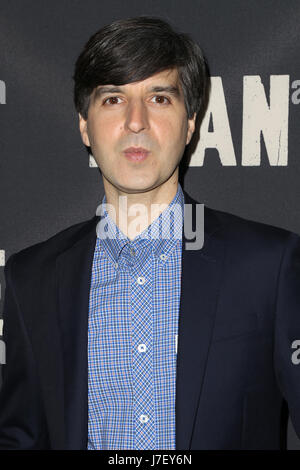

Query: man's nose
[124,99,150,133]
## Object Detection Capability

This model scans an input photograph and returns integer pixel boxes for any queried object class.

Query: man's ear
[79,113,91,147]
[186,112,197,145]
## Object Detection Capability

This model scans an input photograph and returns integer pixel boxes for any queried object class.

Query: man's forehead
[92,68,183,97]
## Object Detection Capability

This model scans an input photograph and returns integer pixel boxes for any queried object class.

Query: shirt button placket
[131,255,155,449]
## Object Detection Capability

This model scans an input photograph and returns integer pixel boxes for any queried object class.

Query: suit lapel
[56,217,98,449]
[175,191,225,449]
[55,191,225,450]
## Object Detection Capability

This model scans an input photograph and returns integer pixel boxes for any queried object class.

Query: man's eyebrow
[93,86,123,102]
[92,84,181,102]
[147,85,181,97]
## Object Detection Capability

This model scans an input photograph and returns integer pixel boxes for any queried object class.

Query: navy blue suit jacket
[0,189,300,449]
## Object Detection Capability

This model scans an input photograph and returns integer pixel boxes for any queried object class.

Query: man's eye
[151,95,170,104]
[103,96,122,105]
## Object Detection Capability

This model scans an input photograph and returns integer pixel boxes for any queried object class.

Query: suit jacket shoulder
[204,204,298,251]
[5,215,99,279]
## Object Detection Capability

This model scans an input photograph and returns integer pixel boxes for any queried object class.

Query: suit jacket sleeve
[0,254,49,449]
[274,231,300,440]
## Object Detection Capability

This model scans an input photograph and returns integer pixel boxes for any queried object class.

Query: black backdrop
[0,0,300,449]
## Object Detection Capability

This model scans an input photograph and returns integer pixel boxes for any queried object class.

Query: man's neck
[103,178,179,241]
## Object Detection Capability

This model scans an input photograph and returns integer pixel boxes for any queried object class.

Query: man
[0,15,300,450]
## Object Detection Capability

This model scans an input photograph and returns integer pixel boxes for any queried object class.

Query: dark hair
[73,16,207,120]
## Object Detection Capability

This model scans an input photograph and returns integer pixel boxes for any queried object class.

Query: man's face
[79,68,196,195]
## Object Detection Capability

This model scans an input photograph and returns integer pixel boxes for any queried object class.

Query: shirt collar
[95,182,185,263]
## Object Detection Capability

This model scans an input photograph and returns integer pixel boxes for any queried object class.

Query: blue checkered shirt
[87,182,185,449]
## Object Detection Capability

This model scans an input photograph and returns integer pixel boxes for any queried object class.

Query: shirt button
[137,276,146,285]
[160,253,167,261]
[139,415,149,423]
[114,262,118,269]
[130,247,136,256]
[138,344,147,353]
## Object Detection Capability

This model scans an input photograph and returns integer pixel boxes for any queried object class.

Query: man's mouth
[123,147,150,162]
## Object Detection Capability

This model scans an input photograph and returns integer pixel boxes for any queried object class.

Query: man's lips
[123,147,150,161]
